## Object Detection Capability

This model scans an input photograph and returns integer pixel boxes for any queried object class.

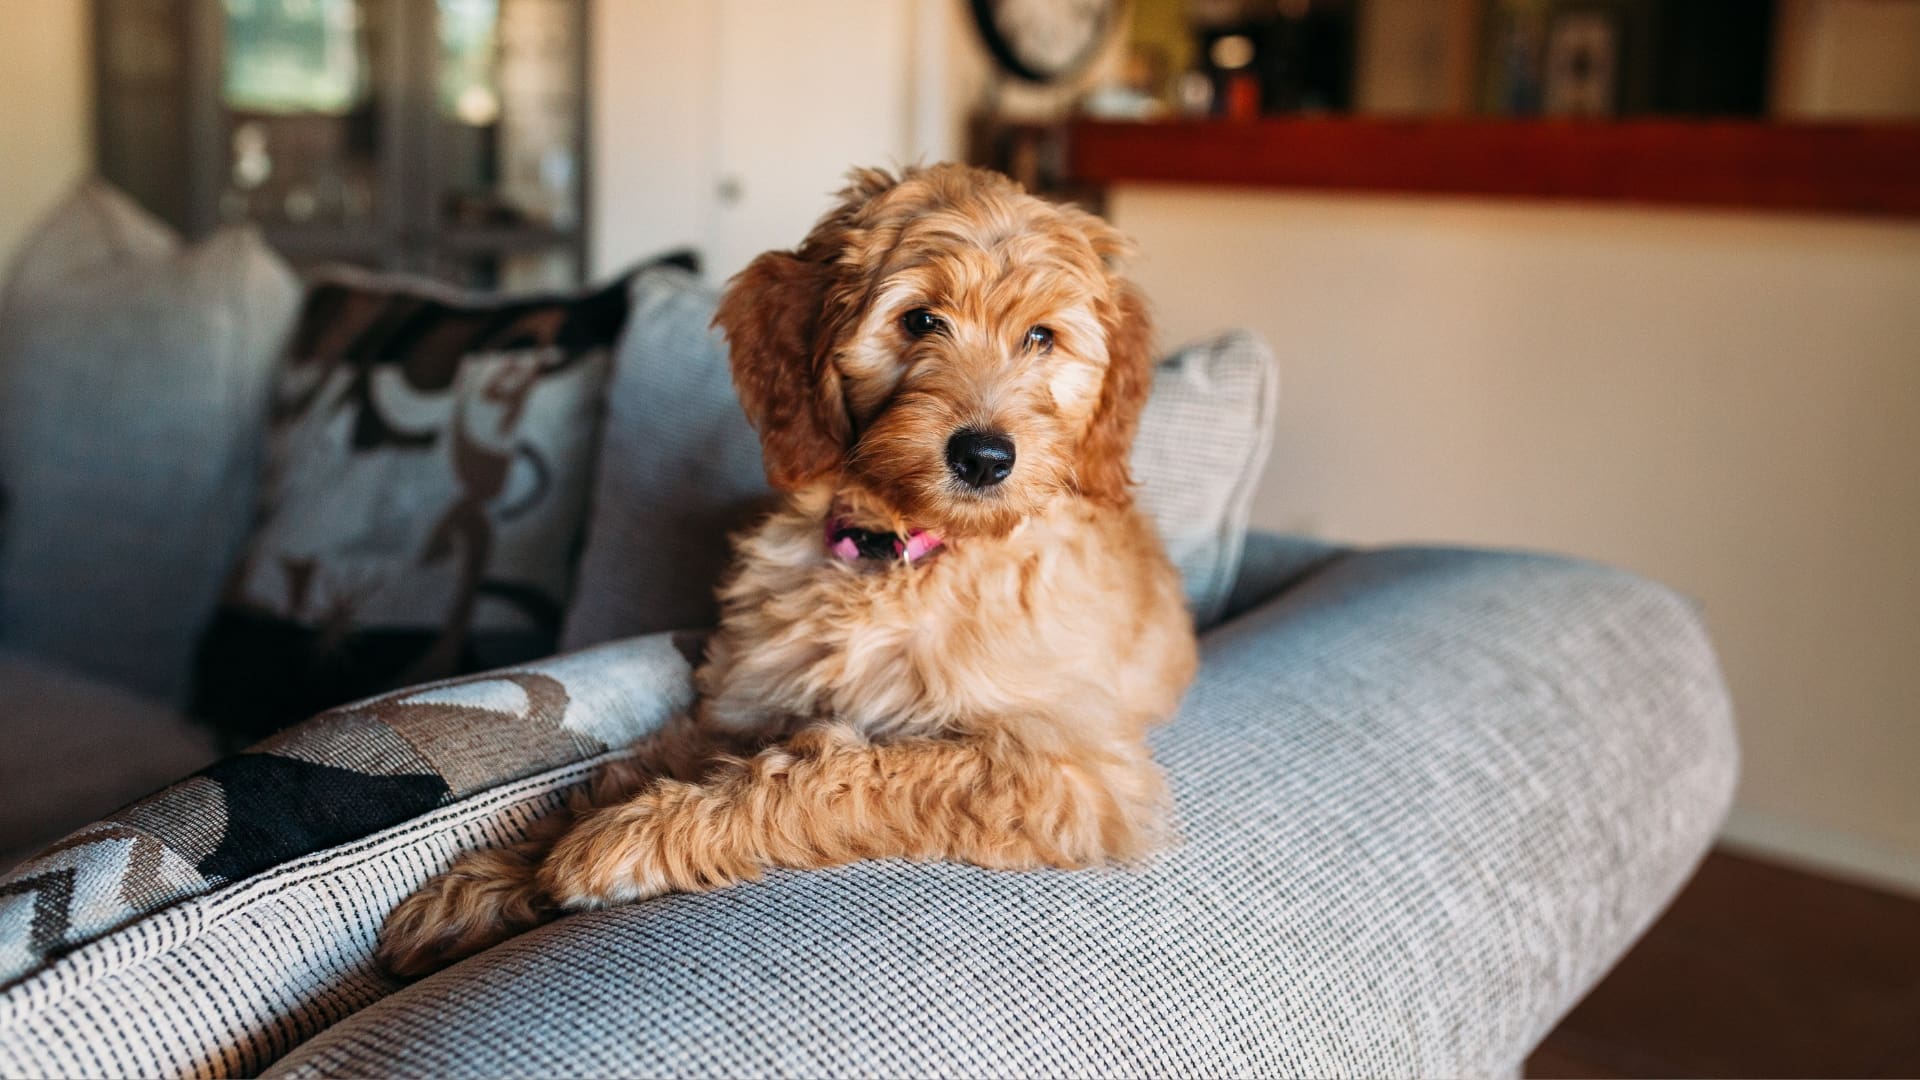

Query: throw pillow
[560,265,1279,643]
[0,182,177,306]
[559,265,773,648]
[0,181,301,703]
[193,270,633,743]
[1130,329,1280,628]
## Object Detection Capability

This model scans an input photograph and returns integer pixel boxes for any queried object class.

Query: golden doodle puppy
[378,164,1198,977]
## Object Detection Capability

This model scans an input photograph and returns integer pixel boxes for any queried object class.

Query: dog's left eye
[1025,326,1055,353]
[903,308,944,337]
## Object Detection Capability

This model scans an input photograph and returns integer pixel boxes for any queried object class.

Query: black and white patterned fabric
[191,268,638,742]
[0,543,1734,1079]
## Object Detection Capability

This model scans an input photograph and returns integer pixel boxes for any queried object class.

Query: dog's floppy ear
[715,250,848,490]
[715,167,903,491]
[1076,285,1154,502]
[1071,214,1155,504]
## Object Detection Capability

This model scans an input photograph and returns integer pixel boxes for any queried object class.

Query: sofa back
[0,185,301,704]
[0,189,1279,712]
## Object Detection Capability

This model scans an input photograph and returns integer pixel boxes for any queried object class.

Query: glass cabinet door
[97,0,587,285]
[217,0,390,266]
[431,0,585,289]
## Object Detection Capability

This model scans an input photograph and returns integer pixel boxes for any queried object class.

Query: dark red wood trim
[1065,118,1920,218]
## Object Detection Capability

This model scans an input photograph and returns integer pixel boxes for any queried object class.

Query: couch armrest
[0,634,701,1080]
[267,545,1738,1079]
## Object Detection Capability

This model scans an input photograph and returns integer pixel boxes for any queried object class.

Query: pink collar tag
[826,519,944,565]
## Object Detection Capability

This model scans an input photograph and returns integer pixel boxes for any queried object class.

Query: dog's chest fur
[697,494,1192,746]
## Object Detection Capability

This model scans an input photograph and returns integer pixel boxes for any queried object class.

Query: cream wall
[1111,185,1920,892]
[0,0,92,292]
[589,0,1118,283]
[588,0,714,274]
[591,0,957,284]
[1775,0,1920,119]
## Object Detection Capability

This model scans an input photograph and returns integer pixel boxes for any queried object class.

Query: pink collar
[825,518,943,565]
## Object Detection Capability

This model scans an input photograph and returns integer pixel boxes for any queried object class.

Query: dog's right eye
[902,308,944,337]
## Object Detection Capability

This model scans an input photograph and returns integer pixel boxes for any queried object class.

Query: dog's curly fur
[377,164,1198,978]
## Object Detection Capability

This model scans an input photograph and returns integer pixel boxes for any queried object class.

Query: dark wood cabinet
[94,0,589,288]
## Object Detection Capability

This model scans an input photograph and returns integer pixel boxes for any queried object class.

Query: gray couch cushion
[561,267,1279,645]
[0,183,300,702]
[248,547,1735,1079]
[0,648,219,869]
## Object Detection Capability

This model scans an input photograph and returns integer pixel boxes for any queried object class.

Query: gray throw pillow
[1131,329,1280,627]
[560,266,772,649]
[0,183,177,306]
[0,182,301,703]
[560,265,1279,644]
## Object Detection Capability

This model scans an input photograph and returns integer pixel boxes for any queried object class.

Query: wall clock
[970,0,1120,84]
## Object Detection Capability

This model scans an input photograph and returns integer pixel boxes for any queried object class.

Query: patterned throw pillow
[192,271,633,743]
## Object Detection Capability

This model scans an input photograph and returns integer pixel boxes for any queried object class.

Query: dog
[377,163,1198,978]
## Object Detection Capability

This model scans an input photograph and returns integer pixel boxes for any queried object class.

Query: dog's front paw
[536,800,678,911]
[377,848,550,978]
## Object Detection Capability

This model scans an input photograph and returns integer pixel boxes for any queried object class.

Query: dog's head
[714,164,1153,539]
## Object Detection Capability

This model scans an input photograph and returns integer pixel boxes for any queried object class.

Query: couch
[0,187,1738,1078]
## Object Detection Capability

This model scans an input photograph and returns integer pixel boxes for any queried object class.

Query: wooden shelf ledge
[1065,118,1920,218]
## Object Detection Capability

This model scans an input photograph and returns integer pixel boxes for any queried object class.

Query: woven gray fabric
[0,183,300,701]
[1219,530,1347,624]
[562,267,1280,643]
[266,547,1738,1080]
[0,184,176,307]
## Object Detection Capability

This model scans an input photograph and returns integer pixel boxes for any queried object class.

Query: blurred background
[0,1,1916,1074]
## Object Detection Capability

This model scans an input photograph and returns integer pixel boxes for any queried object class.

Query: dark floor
[1526,849,1920,1079]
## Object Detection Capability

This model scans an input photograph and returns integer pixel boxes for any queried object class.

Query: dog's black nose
[946,429,1015,489]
